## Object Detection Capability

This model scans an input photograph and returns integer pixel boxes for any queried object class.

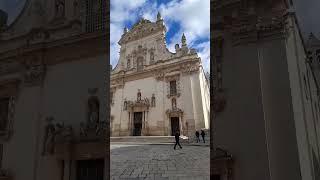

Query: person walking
[201,129,206,143]
[174,129,182,150]
[195,130,200,143]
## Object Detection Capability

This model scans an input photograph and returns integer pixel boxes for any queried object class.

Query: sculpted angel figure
[55,0,65,18]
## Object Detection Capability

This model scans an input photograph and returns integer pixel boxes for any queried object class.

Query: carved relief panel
[129,45,147,71]
[23,55,46,86]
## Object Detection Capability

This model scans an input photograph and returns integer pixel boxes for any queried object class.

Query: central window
[170,80,177,96]
[0,98,9,131]
[137,57,144,71]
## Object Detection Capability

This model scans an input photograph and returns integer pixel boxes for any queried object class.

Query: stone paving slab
[111,144,209,180]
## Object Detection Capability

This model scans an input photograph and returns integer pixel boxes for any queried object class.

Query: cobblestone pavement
[110,143,209,180]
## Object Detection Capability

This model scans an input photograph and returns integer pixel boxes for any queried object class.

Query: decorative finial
[123,27,128,34]
[157,11,162,21]
[181,33,187,47]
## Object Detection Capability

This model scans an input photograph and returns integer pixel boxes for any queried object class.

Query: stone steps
[111,136,175,143]
[110,130,210,145]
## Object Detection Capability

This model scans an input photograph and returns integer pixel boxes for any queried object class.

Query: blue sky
[0,0,25,25]
[110,0,210,73]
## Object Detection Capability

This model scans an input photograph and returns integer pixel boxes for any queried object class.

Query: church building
[110,13,210,137]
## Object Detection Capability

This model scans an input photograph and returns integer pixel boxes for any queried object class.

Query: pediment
[118,18,165,45]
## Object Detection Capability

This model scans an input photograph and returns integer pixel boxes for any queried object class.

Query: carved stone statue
[88,98,99,126]
[137,90,142,101]
[123,99,127,110]
[42,117,56,155]
[151,94,156,107]
[172,98,177,109]
[55,0,65,18]
[80,122,87,136]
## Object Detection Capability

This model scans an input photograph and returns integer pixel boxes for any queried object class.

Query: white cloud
[195,41,210,73]
[110,0,210,72]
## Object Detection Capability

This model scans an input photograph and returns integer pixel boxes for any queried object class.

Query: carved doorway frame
[166,108,184,136]
[128,105,149,136]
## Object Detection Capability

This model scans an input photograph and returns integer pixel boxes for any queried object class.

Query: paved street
[110,143,210,180]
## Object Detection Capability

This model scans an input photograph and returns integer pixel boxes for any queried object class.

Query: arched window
[137,57,144,71]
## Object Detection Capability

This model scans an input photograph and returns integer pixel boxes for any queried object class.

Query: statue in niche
[42,117,56,155]
[151,94,156,107]
[172,98,177,109]
[73,0,80,18]
[124,99,127,110]
[55,0,65,18]
[137,57,144,71]
[80,122,87,136]
[88,98,99,128]
[137,90,142,101]
[150,51,154,63]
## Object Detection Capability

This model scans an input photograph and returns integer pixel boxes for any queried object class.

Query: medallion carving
[23,56,46,86]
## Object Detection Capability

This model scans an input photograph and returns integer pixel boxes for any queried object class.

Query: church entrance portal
[133,112,143,136]
[171,117,180,136]
[76,159,104,180]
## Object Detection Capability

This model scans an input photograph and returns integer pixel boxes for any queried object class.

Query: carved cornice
[111,57,200,85]
[127,98,150,109]
[166,108,183,117]
[180,62,200,75]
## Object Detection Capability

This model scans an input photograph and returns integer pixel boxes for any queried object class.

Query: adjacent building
[0,0,107,180]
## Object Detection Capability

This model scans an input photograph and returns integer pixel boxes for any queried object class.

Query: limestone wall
[285,13,320,180]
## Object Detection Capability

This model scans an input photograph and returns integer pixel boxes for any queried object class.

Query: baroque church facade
[0,0,107,180]
[110,13,210,137]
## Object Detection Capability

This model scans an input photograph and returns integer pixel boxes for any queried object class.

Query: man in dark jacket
[195,130,200,143]
[174,129,182,150]
[201,130,206,143]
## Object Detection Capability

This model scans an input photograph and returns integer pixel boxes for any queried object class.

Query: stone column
[168,115,172,136]
[63,160,70,180]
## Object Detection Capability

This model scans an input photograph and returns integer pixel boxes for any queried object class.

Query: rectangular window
[170,80,177,96]
[85,0,106,33]
[212,174,221,180]
[0,144,2,169]
[0,98,9,131]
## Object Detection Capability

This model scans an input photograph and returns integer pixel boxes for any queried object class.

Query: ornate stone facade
[0,0,107,180]
[111,14,210,137]
[212,0,320,180]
